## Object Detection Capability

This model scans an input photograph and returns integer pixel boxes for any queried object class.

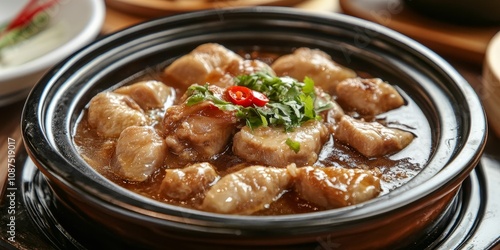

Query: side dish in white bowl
[0,0,105,106]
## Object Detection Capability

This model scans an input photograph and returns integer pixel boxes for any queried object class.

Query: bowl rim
[21,6,487,230]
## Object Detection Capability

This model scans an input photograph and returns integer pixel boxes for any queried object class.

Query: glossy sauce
[73,50,431,215]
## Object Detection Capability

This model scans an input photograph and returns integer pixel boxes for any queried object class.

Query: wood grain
[102,0,339,34]
[105,0,306,17]
[339,0,500,64]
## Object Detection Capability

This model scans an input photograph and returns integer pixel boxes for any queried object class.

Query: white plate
[0,0,105,106]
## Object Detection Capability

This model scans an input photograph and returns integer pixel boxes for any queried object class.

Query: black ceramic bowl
[21,7,487,249]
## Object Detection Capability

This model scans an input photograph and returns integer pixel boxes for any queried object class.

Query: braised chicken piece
[322,102,345,135]
[203,59,276,93]
[163,43,244,92]
[114,80,173,110]
[336,77,405,116]
[232,120,329,167]
[111,126,167,182]
[87,92,147,138]
[201,165,294,214]
[160,162,219,200]
[335,115,414,157]
[316,87,345,134]
[271,47,356,95]
[76,43,424,215]
[163,87,240,162]
[226,59,275,78]
[294,166,381,208]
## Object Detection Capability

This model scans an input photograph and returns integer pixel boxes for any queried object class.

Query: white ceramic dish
[0,0,105,106]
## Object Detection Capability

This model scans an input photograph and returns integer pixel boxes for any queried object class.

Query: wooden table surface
[102,0,340,34]
[1,0,498,198]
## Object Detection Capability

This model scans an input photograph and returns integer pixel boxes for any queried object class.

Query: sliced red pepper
[226,86,254,107]
[4,0,59,33]
[251,90,269,107]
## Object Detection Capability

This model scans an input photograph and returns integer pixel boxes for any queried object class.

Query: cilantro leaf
[185,73,335,132]
[183,73,335,152]
[235,72,333,131]
[302,76,315,94]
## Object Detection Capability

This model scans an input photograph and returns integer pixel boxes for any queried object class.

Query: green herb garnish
[0,11,50,51]
[285,138,301,153]
[185,72,334,131]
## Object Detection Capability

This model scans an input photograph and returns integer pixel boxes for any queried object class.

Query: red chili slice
[251,90,269,107]
[226,86,254,107]
[4,0,59,32]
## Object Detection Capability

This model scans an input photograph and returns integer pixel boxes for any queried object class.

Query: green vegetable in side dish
[0,11,50,51]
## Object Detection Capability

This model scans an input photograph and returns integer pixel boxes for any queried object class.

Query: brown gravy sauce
[73,50,430,215]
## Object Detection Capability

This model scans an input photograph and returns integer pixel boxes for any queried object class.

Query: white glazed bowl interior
[0,0,105,106]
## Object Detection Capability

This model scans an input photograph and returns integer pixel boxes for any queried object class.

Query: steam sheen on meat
[232,120,329,167]
[336,77,405,116]
[335,115,414,157]
[225,59,276,79]
[111,126,167,182]
[163,92,240,162]
[316,87,345,134]
[163,43,244,91]
[294,166,381,208]
[201,165,294,214]
[87,92,147,138]
[160,162,219,200]
[114,80,173,110]
[272,47,356,95]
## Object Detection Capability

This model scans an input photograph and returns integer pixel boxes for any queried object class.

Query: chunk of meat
[336,77,405,116]
[323,102,345,134]
[160,162,219,200]
[163,91,240,161]
[111,126,167,182]
[226,59,275,78]
[271,47,356,95]
[316,87,344,134]
[232,120,329,167]
[114,80,173,110]
[87,92,147,137]
[294,166,381,208]
[201,165,293,214]
[205,59,276,91]
[335,115,414,157]
[163,43,243,92]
